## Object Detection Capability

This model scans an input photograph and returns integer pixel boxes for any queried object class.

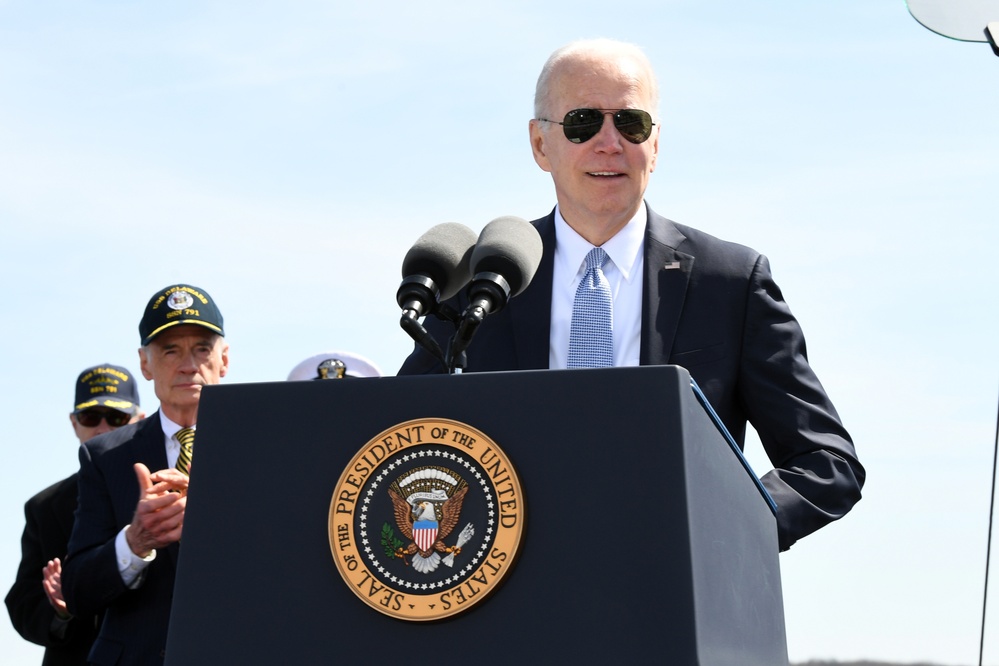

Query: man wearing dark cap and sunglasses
[61,284,228,665]
[6,365,144,665]
[400,38,864,552]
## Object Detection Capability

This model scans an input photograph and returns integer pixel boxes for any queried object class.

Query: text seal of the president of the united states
[328,417,525,621]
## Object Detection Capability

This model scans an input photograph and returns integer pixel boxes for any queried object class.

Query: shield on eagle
[412,518,438,552]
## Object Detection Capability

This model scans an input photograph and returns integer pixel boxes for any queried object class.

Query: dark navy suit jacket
[399,206,865,550]
[6,473,101,665]
[62,412,178,665]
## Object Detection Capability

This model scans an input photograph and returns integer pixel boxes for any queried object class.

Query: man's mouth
[588,171,624,177]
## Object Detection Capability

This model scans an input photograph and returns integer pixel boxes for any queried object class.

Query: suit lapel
[641,207,693,366]
[509,211,555,369]
[54,474,80,543]
[139,412,170,472]
[513,207,692,368]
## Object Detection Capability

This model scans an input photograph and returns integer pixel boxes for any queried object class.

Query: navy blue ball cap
[139,284,224,346]
[74,364,140,415]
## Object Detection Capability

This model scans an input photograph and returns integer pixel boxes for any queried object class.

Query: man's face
[530,53,660,241]
[70,408,140,444]
[139,325,229,422]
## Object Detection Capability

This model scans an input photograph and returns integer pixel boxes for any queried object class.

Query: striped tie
[176,427,195,476]
[567,247,614,368]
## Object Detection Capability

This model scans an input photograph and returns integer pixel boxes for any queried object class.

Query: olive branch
[381,522,405,558]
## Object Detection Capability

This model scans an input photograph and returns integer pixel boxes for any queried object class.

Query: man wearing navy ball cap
[62,284,228,665]
[6,364,144,665]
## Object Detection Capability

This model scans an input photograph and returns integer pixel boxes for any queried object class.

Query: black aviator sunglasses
[536,108,655,144]
[76,409,131,428]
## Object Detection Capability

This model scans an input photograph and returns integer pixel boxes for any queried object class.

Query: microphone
[396,222,477,319]
[447,216,543,369]
[466,216,544,312]
[397,223,477,368]
[469,215,543,314]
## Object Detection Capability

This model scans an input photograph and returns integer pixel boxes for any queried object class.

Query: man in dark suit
[62,284,228,665]
[399,39,864,551]
[6,365,144,665]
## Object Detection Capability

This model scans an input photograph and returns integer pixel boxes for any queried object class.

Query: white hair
[533,39,660,120]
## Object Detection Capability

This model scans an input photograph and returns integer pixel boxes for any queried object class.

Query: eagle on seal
[388,486,468,574]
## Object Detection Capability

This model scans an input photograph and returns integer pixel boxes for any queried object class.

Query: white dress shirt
[549,203,646,369]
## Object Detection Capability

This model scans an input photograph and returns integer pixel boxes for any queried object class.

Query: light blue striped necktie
[567,247,613,368]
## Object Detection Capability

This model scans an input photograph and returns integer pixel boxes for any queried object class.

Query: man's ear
[69,412,85,444]
[219,341,230,378]
[649,125,660,173]
[138,346,154,381]
[529,120,552,173]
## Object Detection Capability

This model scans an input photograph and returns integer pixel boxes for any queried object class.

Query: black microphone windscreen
[470,216,543,297]
[401,223,477,300]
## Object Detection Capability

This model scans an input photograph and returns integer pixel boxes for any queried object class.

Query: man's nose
[591,113,624,151]
[177,351,199,372]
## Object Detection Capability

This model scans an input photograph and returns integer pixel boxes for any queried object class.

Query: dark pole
[980,382,999,666]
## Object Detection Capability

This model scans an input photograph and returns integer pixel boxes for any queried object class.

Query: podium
[165,366,788,665]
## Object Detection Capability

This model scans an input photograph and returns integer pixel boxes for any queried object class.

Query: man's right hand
[125,463,188,557]
[42,558,70,619]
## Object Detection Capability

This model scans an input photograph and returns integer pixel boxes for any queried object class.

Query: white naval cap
[286,351,383,381]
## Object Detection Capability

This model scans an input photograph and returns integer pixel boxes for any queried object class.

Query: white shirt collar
[553,202,646,283]
[158,410,193,445]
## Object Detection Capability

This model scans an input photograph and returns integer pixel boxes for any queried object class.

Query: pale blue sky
[1,1,997,663]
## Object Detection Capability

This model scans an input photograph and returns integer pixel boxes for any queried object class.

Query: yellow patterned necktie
[176,427,195,476]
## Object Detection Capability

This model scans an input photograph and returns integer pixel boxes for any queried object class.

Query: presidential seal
[328,418,525,621]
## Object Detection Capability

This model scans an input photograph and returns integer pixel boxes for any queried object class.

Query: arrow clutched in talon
[442,523,474,567]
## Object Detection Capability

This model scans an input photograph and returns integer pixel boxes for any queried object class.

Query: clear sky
[1,1,997,663]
